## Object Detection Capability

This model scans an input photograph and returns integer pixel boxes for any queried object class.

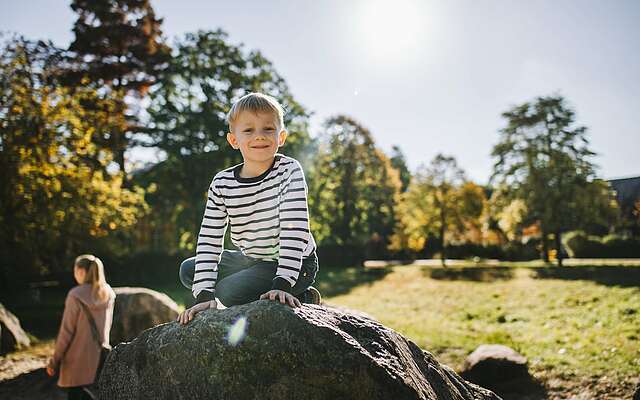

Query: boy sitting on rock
[178,92,321,325]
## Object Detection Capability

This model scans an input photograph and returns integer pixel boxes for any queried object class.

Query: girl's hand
[177,299,217,325]
[46,360,56,377]
[260,290,301,308]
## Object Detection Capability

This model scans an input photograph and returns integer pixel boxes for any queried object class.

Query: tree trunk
[440,208,446,268]
[555,230,563,267]
[541,227,549,263]
[116,140,127,180]
[113,82,129,185]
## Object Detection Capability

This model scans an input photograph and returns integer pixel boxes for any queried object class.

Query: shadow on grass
[425,267,516,282]
[0,368,65,400]
[315,266,393,298]
[531,266,640,288]
[483,376,548,400]
[422,265,640,288]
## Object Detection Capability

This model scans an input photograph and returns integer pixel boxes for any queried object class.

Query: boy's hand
[177,299,218,325]
[260,290,301,308]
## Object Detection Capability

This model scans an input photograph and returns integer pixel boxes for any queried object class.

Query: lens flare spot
[226,316,248,346]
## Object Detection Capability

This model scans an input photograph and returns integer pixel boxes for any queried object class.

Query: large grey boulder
[323,303,378,321]
[0,303,31,354]
[98,300,500,400]
[110,287,180,345]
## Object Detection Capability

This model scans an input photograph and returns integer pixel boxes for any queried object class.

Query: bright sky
[2,0,639,183]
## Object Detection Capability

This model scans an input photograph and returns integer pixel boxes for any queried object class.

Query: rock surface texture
[110,287,180,345]
[98,300,500,400]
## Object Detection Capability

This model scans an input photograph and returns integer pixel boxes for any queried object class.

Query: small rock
[461,344,530,389]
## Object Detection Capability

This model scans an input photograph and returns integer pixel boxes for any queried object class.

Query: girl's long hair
[75,254,110,302]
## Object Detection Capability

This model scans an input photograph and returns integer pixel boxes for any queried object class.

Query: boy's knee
[215,281,252,307]
[214,282,234,307]
[179,257,196,289]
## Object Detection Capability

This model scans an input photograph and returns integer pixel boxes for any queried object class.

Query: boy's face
[227,111,287,164]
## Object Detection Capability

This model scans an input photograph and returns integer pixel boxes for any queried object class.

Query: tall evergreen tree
[67,0,170,91]
[63,0,171,175]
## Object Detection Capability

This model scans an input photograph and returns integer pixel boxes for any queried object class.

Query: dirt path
[0,341,66,399]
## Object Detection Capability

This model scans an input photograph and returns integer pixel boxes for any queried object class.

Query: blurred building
[607,175,640,236]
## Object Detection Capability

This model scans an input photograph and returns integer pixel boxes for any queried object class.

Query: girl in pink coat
[47,254,115,400]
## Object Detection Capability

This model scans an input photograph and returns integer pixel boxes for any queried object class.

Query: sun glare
[356,0,429,66]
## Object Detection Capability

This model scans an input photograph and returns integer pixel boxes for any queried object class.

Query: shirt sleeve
[49,293,80,370]
[272,160,311,293]
[192,178,228,303]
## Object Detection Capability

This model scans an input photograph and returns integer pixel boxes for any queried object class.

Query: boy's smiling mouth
[251,145,270,149]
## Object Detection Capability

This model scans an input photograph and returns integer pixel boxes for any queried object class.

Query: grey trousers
[179,250,319,307]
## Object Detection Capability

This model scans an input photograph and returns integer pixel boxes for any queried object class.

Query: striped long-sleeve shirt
[192,154,317,303]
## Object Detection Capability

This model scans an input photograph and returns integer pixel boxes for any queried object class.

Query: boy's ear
[278,129,288,146]
[227,132,239,149]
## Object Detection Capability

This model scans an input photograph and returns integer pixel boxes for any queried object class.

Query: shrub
[443,243,504,260]
[563,231,605,258]
[317,244,366,268]
[104,251,187,286]
[502,240,539,261]
[564,231,640,258]
[601,235,640,258]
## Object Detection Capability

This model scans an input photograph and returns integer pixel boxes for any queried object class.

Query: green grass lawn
[314,264,640,389]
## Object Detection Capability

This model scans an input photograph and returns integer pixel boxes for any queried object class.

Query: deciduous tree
[390,154,484,266]
[137,30,312,253]
[491,95,616,265]
[308,116,401,261]
[0,37,147,286]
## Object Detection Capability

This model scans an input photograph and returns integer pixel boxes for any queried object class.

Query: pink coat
[48,283,116,387]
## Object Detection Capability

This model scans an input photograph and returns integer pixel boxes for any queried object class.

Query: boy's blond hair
[226,92,285,131]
